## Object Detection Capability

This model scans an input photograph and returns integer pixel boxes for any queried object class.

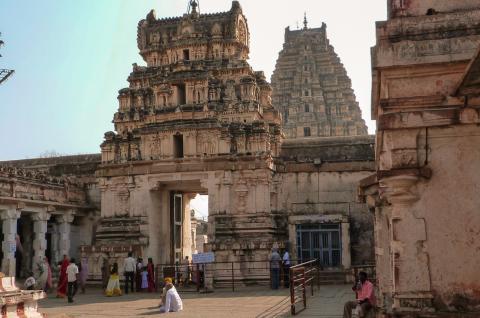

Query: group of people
[102,252,183,313]
[23,255,87,303]
[110,252,156,295]
[25,250,374,316]
[269,248,290,289]
[55,255,88,303]
[101,252,156,296]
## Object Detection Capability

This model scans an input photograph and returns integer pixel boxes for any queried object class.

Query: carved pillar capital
[31,210,51,222]
[57,211,75,224]
[0,209,21,220]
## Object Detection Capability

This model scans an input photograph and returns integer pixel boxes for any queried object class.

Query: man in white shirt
[282,249,291,288]
[66,258,79,303]
[160,282,183,313]
[123,252,136,294]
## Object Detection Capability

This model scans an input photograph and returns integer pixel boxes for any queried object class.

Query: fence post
[196,263,200,292]
[311,264,314,297]
[290,268,295,315]
[302,268,307,309]
[269,260,272,289]
[317,261,321,292]
[231,262,235,292]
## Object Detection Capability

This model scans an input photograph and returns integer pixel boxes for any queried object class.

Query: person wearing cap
[159,277,171,307]
[159,277,183,313]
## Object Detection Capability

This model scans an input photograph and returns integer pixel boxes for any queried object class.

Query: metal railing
[155,260,301,293]
[289,259,320,315]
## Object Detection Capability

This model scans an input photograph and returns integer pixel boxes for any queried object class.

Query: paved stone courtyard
[39,285,353,318]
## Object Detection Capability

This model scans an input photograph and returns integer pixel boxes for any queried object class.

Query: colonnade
[0,207,75,277]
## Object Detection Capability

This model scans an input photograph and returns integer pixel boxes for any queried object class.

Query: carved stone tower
[271,22,367,138]
[95,1,283,265]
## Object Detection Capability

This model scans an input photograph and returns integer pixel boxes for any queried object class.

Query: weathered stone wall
[414,125,480,310]
[276,135,375,267]
[368,1,480,316]
[389,0,480,18]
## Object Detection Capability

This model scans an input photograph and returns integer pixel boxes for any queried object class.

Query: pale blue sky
[0,0,386,160]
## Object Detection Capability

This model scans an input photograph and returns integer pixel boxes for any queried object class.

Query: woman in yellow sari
[105,262,122,297]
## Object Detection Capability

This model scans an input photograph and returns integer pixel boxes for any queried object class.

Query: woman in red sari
[56,255,69,298]
[147,258,155,293]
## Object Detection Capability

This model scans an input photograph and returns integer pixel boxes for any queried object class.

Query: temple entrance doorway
[168,191,208,264]
[154,177,209,266]
[190,194,208,255]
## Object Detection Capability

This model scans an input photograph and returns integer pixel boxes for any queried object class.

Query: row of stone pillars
[1,208,74,277]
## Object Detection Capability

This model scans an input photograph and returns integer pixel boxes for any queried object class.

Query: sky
[0,0,386,161]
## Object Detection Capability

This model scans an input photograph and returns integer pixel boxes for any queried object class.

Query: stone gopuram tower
[95,1,282,266]
[271,18,367,138]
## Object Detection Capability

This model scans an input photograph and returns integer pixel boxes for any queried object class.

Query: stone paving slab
[39,287,291,318]
[292,284,353,318]
[39,285,353,318]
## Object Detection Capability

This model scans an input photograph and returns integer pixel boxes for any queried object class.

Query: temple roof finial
[303,12,308,30]
[188,0,200,17]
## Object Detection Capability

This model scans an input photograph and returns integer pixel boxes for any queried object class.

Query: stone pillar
[1,209,21,277]
[380,175,434,313]
[50,223,59,265]
[182,193,195,259]
[341,221,351,270]
[32,211,51,276]
[57,212,74,258]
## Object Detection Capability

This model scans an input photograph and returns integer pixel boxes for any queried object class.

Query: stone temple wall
[363,1,480,316]
[277,135,375,267]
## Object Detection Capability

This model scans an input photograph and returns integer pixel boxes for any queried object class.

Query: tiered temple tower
[271,18,367,138]
[95,1,283,265]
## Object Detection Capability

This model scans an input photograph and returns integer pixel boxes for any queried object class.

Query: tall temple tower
[271,19,367,138]
[95,1,283,265]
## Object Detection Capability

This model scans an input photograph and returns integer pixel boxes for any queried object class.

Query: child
[24,272,36,290]
[141,267,148,291]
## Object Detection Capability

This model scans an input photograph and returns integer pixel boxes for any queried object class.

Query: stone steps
[318,270,347,285]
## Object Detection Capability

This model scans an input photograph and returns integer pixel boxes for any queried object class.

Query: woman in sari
[35,256,51,291]
[105,262,122,297]
[79,257,88,294]
[46,257,52,291]
[147,258,155,293]
[56,255,69,298]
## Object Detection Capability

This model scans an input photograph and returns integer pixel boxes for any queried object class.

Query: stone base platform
[0,277,46,318]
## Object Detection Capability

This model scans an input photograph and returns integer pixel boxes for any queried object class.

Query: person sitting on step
[343,271,376,318]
